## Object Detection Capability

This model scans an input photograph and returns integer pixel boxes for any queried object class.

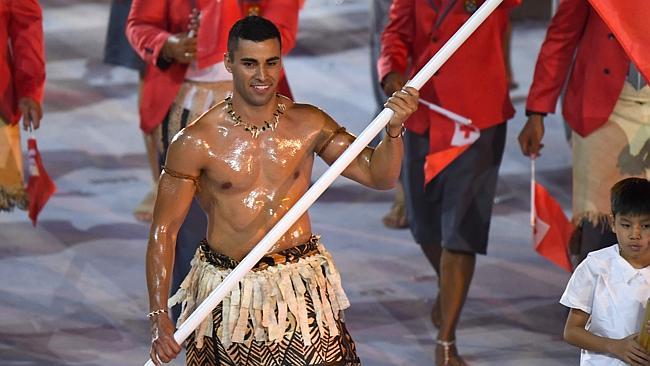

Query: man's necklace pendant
[226,96,286,138]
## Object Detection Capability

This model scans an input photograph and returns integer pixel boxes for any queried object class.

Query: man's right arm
[146,129,205,365]
[126,1,197,68]
[377,0,413,96]
[9,0,45,130]
[126,0,172,66]
[519,0,589,156]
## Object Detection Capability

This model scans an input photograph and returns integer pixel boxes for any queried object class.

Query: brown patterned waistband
[198,235,321,271]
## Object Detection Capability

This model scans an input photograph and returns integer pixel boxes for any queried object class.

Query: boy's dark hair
[610,177,650,217]
[227,16,281,58]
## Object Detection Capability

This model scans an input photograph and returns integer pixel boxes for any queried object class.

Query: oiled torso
[191,99,323,260]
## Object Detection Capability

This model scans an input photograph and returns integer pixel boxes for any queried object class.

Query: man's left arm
[317,87,418,190]
[9,0,45,129]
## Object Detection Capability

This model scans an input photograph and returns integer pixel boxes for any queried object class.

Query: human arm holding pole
[143,0,506,364]
[316,87,418,190]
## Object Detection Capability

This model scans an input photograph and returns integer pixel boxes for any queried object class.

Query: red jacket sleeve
[526,0,589,114]
[126,0,173,66]
[377,0,414,82]
[9,0,45,104]
[263,0,300,55]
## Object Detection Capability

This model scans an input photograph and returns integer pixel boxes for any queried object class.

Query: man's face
[612,213,650,263]
[226,38,282,107]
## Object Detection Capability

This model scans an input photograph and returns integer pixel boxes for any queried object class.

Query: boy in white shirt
[561,177,650,365]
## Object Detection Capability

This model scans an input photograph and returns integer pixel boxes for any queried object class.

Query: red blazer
[127,0,299,133]
[378,0,518,135]
[0,0,45,125]
[526,0,629,137]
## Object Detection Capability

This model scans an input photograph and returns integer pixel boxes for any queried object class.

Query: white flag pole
[530,158,536,227]
[419,98,473,125]
[144,1,504,364]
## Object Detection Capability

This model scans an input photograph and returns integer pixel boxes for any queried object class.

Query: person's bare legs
[133,76,161,222]
[420,242,443,327]
[143,131,160,181]
[382,181,408,229]
[134,130,160,222]
[436,248,475,366]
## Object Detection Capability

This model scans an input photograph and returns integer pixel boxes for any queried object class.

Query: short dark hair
[610,177,650,217]
[227,16,281,58]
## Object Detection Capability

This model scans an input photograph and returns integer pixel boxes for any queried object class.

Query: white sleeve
[559,258,596,314]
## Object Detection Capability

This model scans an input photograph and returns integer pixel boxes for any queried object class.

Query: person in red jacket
[0,0,45,212]
[518,0,649,264]
[126,0,300,323]
[378,0,519,364]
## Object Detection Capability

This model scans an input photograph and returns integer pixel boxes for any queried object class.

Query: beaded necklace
[225,96,286,138]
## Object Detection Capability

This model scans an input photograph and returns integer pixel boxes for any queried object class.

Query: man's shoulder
[283,99,321,116]
[168,108,226,152]
[183,103,230,136]
[283,99,329,127]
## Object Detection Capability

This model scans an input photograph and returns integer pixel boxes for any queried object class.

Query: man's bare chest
[201,133,315,192]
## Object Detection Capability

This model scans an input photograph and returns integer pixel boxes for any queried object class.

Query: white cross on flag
[450,122,480,147]
[419,99,479,184]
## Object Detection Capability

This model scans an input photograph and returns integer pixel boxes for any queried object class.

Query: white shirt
[560,244,650,365]
[185,61,231,83]
[181,61,232,111]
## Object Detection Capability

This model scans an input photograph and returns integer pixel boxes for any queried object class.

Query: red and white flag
[25,136,56,226]
[588,0,650,81]
[419,99,479,184]
[530,159,573,272]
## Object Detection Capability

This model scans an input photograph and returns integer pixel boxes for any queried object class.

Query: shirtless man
[146,16,418,366]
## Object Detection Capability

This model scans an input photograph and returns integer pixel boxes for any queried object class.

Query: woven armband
[162,166,200,185]
[316,127,348,156]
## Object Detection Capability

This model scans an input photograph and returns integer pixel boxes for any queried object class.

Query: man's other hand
[149,315,182,365]
[518,114,545,157]
[382,72,406,97]
[161,33,198,64]
[18,97,42,131]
